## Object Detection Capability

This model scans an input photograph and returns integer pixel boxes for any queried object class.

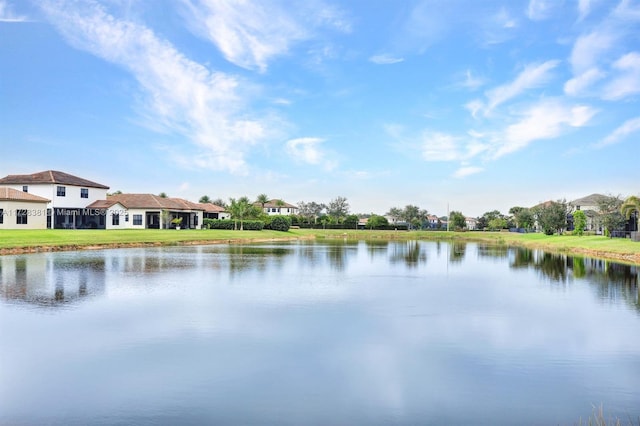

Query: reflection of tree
[365,240,389,260]
[477,244,508,259]
[389,241,426,267]
[226,245,291,275]
[449,242,467,263]
[508,248,639,313]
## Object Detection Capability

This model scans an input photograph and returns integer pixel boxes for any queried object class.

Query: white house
[0,170,109,229]
[87,193,205,229]
[257,199,299,216]
[0,187,50,230]
[568,193,608,232]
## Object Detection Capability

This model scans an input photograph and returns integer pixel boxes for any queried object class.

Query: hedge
[203,219,264,230]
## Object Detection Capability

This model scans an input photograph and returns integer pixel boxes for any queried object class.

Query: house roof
[0,187,50,203]
[569,193,608,207]
[88,194,205,211]
[0,170,109,189]
[194,202,226,213]
[258,199,297,209]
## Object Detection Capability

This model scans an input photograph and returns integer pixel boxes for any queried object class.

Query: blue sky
[1,0,639,217]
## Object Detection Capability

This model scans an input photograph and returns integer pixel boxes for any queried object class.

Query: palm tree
[256,194,269,212]
[228,196,252,230]
[621,195,640,231]
[275,199,286,214]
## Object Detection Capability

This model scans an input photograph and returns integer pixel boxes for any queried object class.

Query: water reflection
[0,253,106,306]
[1,241,640,425]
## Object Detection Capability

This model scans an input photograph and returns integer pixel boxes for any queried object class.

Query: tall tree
[228,196,255,230]
[298,201,326,224]
[327,196,349,223]
[386,207,402,224]
[158,192,168,198]
[449,211,466,230]
[510,206,534,229]
[401,205,428,230]
[256,194,269,210]
[211,198,228,209]
[572,210,587,236]
[621,195,640,231]
[199,195,211,204]
[533,200,568,235]
[597,195,625,235]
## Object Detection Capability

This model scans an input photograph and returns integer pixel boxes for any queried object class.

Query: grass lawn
[1,228,639,263]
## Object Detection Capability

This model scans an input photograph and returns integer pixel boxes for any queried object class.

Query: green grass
[1,228,639,263]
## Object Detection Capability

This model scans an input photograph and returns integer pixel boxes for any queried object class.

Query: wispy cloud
[602,52,640,100]
[181,0,350,72]
[286,137,336,170]
[41,0,273,174]
[453,166,483,179]
[0,0,28,22]
[492,99,597,159]
[421,132,460,162]
[369,54,404,65]
[526,0,556,21]
[577,0,592,21]
[459,70,485,90]
[595,116,640,148]
[472,60,560,116]
[569,29,617,74]
[564,67,606,96]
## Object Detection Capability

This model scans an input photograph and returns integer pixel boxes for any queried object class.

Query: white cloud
[41,0,272,174]
[564,67,606,96]
[453,166,483,179]
[483,60,560,115]
[602,52,640,100]
[369,54,404,65]
[577,0,591,21]
[0,0,28,22]
[181,0,350,72]
[286,137,336,170]
[527,0,555,20]
[460,70,485,90]
[421,132,459,162]
[493,99,597,159]
[596,116,640,148]
[569,29,617,74]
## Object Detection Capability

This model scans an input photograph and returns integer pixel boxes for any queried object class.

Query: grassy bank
[1,228,640,264]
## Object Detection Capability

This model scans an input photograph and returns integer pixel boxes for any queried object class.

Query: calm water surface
[1,240,639,425]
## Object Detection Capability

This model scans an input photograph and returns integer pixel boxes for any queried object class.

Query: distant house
[0,187,50,229]
[87,194,205,229]
[465,217,478,230]
[427,214,440,229]
[0,170,109,229]
[568,193,608,232]
[257,199,299,216]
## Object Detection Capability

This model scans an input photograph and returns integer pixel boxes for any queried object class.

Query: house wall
[0,200,48,229]
[263,207,298,216]
[0,183,108,209]
[104,204,128,230]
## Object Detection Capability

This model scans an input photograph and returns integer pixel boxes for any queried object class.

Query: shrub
[270,216,291,232]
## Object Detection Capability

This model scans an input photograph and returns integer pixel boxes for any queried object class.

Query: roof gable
[0,187,50,203]
[0,170,109,189]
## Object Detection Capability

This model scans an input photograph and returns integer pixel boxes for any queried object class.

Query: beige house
[568,193,608,232]
[0,187,50,229]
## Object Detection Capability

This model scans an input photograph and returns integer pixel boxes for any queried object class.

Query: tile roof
[0,187,50,203]
[569,193,608,207]
[96,194,206,211]
[259,199,297,209]
[0,170,109,189]
[194,202,227,213]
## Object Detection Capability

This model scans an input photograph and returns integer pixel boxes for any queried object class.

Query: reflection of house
[0,170,109,229]
[0,187,50,229]
[257,199,299,216]
[87,194,206,229]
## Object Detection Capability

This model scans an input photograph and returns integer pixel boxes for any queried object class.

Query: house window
[57,186,66,197]
[112,213,120,226]
[0,208,3,224]
[125,214,129,222]
[194,215,198,226]
[22,186,28,192]
[133,214,142,225]
[81,188,89,198]
[16,209,28,225]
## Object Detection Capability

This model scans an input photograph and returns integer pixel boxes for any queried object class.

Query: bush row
[203,219,264,230]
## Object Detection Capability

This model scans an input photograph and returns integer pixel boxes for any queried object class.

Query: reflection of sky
[0,242,639,425]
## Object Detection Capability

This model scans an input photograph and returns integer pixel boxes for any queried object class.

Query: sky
[1,0,639,217]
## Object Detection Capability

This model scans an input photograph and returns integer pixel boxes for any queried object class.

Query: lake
[1,240,639,425]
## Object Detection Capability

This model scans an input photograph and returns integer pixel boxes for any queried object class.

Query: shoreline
[1,229,639,265]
